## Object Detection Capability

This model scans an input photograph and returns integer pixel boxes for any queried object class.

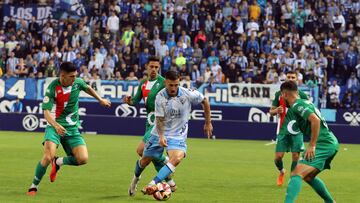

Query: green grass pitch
[0,131,359,202]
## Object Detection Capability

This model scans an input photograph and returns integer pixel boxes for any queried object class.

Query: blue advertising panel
[1,78,37,100]
[1,113,359,144]
[1,78,319,107]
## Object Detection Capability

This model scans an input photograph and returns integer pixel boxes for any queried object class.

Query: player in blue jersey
[129,70,213,196]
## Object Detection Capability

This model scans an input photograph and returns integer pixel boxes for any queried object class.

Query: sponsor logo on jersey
[287,120,300,135]
[43,96,49,103]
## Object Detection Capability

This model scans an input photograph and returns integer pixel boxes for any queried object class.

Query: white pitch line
[265,140,276,146]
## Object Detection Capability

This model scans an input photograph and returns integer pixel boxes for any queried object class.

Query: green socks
[284,175,302,203]
[275,159,284,171]
[152,155,167,172]
[32,161,47,185]
[291,161,298,172]
[306,177,334,203]
[63,156,78,166]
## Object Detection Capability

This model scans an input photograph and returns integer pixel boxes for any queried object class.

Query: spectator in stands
[341,91,356,110]
[249,1,261,22]
[126,71,138,81]
[15,58,29,77]
[347,72,360,98]
[0,0,357,110]
[107,11,120,40]
[10,98,23,114]
[328,80,341,109]
[6,51,19,74]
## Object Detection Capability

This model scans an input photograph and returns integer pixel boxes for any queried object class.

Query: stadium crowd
[0,0,359,110]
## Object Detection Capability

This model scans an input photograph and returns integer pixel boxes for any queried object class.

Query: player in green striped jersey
[26,62,111,196]
[269,71,308,186]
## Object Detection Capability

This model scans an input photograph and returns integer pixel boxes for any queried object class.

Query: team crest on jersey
[297,106,304,112]
[73,84,79,90]
[43,96,50,103]
[179,97,186,104]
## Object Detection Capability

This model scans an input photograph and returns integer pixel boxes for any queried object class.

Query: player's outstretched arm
[269,106,283,116]
[124,80,144,106]
[44,110,66,136]
[201,98,213,139]
[85,86,111,108]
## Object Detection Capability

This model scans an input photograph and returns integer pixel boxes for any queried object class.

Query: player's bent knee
[136,148,143,157]
[275,153,284,160]
[42,153,55,165]
[274,156,282,161]
[140,157,152,167]
[169,157,182,166]
[292,153,300,160]
[76,156,89,165]
[303,176,313,182]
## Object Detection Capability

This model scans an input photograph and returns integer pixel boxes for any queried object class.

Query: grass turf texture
[0,131,359,202]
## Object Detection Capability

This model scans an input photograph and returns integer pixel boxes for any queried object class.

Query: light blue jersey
[150,87,205,141]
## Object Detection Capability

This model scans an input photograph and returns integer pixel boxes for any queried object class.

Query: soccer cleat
[26,188,37,196]
[167,179,177,192]
[170,184,177,192]
[128,175,141,197]
[277,169,286,186]
[50,157,60,182]
[141,184,157,195]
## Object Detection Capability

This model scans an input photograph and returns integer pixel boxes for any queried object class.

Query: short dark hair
[60,62,77,73]
[147,56,160,63]
[280,81,298,92]
[286,70,296,75]
[165,70,180,80]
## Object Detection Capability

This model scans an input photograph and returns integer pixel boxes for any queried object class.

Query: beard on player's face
[166,79,180,97]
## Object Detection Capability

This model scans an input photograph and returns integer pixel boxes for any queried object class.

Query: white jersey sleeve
[155,94,166,117]
[187,89,205,105]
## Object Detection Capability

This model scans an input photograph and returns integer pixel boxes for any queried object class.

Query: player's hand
[123,96,132,105]
[204,123,213,139]
[100,98,111,108]
[276,106,284,114]
[159,136,168,147]
[304,146,316,161]
[54,124,66,136]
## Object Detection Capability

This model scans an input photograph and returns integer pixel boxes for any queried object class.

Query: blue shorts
[143,135,187,159]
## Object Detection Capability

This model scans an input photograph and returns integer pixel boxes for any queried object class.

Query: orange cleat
[141,184,157,195]
[26,188,37,196]
[277,170,286,186]
[50,157,60,182]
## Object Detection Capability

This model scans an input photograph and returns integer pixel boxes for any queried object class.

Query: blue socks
[153,163,176,184]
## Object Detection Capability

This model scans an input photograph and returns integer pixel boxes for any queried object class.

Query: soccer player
[137,70,213,195]
[125,56,175,196]
[269,71,308,186]
[26,62,111,196]
[280,81,338,203]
